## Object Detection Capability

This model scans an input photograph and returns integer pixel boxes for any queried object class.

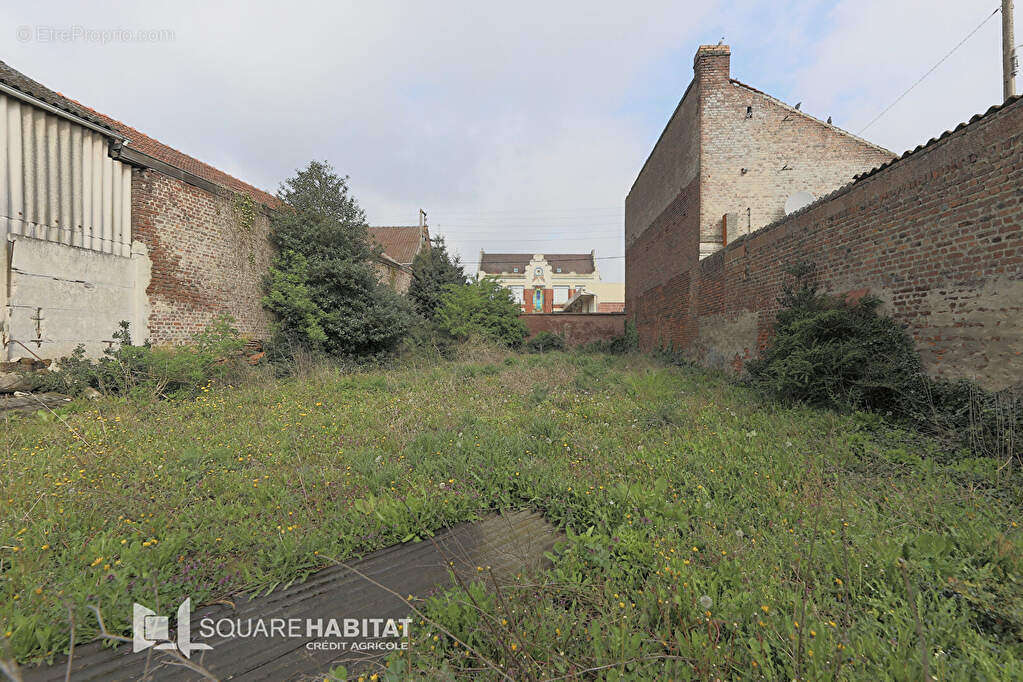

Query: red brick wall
[520,313,626,346]
[629,96,1023,390]
[131,169,274,343]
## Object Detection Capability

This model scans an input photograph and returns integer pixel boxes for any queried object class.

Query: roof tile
[367,226,426,265]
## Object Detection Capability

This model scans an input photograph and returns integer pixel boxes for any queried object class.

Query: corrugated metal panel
[0,92,131,257]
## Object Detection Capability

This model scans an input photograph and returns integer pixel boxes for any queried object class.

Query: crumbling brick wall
[628,95,1023,390]
[131,169,274,343]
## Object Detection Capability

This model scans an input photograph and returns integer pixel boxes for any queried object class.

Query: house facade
[477,252,624,313]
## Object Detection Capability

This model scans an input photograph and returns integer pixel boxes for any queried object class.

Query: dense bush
[526,330,565,353]
[407,235,467,319]
[263,161,413,357]
[749,262,1020,457]
[34,316,247,399]
[747,269,921,410]
[434,278,528,347]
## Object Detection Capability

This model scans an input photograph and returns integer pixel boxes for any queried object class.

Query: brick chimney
[693,44,730,83]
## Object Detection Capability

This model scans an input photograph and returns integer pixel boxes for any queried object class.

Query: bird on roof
[794,102,802,110]
[717,37,724,45]
[827,115,832,124]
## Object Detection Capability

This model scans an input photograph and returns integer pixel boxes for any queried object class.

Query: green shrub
[408,235,467,319]
[526,330,565,353]
[580,320,639,355]
[434,278,527,347]
[395,317,457,365]
[262,161,413,357]
[749,262,1020,457]
[34,317,247,399]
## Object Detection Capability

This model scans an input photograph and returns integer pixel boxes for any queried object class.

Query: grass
[1,351,1021,679]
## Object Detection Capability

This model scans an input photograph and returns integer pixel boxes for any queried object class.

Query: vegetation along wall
[629,96,1023,391]
[131,168,275,344]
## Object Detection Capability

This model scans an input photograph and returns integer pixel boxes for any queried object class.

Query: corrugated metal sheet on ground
[23,508,562,681]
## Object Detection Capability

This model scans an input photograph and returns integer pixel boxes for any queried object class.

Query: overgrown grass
[1,352,1020,679]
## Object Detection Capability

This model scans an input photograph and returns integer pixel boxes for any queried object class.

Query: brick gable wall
[696,47,894,257]
[131,168,274,343]
[630,95,1023,390]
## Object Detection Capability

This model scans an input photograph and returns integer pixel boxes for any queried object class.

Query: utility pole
[1005,0,1018,100]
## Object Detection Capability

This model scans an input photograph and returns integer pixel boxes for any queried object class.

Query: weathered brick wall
[520,313,625,346]
[625,79,700,254]
[698,48,894,255]
[631,96,1023,390]
[131,169,274,343]
[374,260,413,293]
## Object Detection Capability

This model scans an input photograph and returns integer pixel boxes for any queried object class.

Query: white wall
[3,235,150,361]
[1,90,142,361]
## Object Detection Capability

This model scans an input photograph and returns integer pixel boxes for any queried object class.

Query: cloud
[790,0,1004,154]
[1,1,1008,281]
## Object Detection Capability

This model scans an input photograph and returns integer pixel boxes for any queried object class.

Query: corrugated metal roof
[367,226,425,265]
[1,91,133,256]
[0,60,117,133]
[0,59,278,208]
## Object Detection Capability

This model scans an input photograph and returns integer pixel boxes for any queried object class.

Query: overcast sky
[1,1,1011,281]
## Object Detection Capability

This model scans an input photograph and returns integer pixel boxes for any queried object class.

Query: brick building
[0,58,281,358]
[625,44,1023,390]
[367,221,429,294]
[0,59,426,361]
[477,252,624,313]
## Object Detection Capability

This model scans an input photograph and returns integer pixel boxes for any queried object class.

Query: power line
[858,6,1001,134]
[463,255,625,267]
[452,235,622,243]
[422,206,624,214]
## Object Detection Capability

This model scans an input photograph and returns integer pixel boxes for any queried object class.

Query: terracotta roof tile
[0,60,116,132]
[367,226,426,265]
[77,104,280,208]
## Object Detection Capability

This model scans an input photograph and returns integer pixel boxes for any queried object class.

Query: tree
[263,161,413,356]
[408,236,467,319]
[434,278,527,347]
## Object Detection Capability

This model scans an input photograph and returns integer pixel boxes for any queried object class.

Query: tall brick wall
[131,169,274,343]
[520,313,626,346]
[630,95,1023,391]
[697,48,894,255]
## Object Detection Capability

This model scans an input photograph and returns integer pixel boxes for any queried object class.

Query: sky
[1,1,1011,281]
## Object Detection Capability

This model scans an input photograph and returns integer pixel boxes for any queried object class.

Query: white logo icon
[133,598,212,658]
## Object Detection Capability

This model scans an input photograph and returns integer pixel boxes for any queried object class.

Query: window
[512,267,519,273]
[554,286,569,304]
[555,267,562,273]
[510,286,524,304]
